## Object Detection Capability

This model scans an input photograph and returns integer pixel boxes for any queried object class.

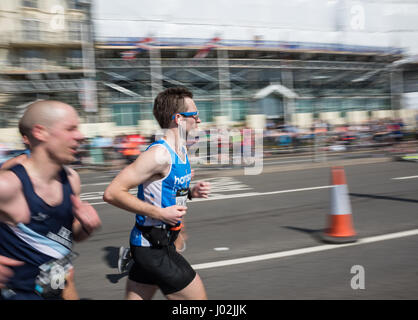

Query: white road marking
[392,175,418,180]
[81,182,112,187]
[264,159,312,165]
[83,176,250,192]
[192,229,418,270]
[88,185,332,205]
[192,185,332,202]
[214,247,230,251]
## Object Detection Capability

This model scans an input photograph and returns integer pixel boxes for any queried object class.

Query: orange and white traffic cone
[321,166,357,244]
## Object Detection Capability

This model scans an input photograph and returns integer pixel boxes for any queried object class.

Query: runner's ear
[31,124,48,142]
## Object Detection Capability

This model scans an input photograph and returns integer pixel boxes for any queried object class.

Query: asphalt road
[72,159,418,300]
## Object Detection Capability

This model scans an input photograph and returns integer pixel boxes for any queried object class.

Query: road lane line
[88,185,333,205]
[392,175,418,180]
[192,229,418,270]
[192,185,332,202]
[81,182,112,187]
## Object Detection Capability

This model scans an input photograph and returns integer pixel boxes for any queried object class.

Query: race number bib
[35,252,79,298]
[176,188,189,207]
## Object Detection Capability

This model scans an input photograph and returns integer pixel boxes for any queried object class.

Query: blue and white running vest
[0,164,74,293]
[130,139,191,247]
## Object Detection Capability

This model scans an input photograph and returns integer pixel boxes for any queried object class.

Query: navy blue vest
[0,164,74,292]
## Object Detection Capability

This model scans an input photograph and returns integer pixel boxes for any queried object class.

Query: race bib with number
[175,188,189,207]
[35,252,78,298]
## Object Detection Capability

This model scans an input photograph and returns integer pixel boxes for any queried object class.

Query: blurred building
[95,38,414,132]
[1,0,418,143]
[92,0,418,136]
[0,0,95,145]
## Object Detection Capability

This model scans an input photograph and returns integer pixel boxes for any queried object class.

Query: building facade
[92,0,418,135]
[1,0,417,144]
[95,38,417,134]
[0,0,95,145]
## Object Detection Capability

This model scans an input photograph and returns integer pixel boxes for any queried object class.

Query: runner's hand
[71,195,102,235]
[191,181,211,199]
[0,256,24,288]
[160,205,187,226]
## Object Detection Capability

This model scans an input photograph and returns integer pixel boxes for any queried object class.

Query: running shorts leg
[128,244,196,295]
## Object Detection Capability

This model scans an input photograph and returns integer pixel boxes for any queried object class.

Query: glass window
[22,19,40,41]
[112,104,140,126]
[67,0,80,10]
[23,0,38,8]
[341,98,364,112]
[138,103,153,121]
[67,49,82,68]
[196,101,214,123]
[319,98,341,112]
[296,99,314,113]
[230,100,247,122]
[20,49,42,70]
[68,21,82,41]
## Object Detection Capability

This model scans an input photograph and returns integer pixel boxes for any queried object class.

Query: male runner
[0,100,101,300]
[104,87,210,300]
[116,168,194,274]
[1,120,79,300]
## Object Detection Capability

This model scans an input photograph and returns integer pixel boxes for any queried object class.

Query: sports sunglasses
[172,111,199,120]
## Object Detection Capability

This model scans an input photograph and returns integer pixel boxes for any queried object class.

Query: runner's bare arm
[66,167,101,241]
[0,171,30,225]
[0,255,24,288]
[103,146,187,225]
[0,173,26,285]
[0,154,28,170]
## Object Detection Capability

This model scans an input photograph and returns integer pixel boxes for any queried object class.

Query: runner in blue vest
[104,87,210,300]
[0,100,101,300]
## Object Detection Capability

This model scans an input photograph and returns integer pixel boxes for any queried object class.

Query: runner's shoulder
[0,170,22,201]
[64,166,81,194]
[64,166,79,179]
[143,144,171,165]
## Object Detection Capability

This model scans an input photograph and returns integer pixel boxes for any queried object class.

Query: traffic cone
[321,166,357,244]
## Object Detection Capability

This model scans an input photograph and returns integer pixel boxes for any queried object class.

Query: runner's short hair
[153,87,193,129]
[18,114,32,140]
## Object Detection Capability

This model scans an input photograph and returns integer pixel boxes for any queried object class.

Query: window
[22,0,38,8]
[67,0,84,10]
[22,19,40,41]
[112,104,140,126]
[196,101,214,123]
[296,99,315,113]
[320,98,341,112]
[68,21,81,41]
[67,49,82,68]
[67,0,77,10]
[20,49,43,70]
[230,100,247,122]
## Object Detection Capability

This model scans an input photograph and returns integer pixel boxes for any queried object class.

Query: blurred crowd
[0,117,417,169]
[264,118,415,153]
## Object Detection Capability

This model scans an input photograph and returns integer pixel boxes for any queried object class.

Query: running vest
[130,139,191,247]
[0,164,74,292]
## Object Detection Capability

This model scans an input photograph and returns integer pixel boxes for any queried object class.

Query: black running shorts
[128,244,196,295]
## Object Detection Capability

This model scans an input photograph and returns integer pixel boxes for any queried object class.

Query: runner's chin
[56,151,76,165]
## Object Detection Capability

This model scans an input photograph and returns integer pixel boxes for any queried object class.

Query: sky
[91,0,418,54]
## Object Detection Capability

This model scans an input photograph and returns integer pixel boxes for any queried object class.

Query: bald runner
[0,100,101,300]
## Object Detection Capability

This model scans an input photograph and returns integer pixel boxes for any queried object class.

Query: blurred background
[0,0,417,167]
